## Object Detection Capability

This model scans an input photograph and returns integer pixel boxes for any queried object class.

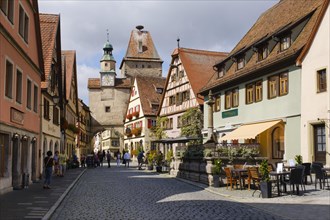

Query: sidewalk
[0,168,85,220]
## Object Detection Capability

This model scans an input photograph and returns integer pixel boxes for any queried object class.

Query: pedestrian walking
[106,150,111,168]
[124,151,131,168]
[58,151,67,177]
[137,151,145,170]
[80,154,86,167]
[98,151,103,166]
[53,151,60,176]
[116,150,121,167]
[43,151,54,189]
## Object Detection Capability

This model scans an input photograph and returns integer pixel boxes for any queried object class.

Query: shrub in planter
[132,111,139,117]
[211,159,222,187]
[126,114,133,120]
[259,159,272,198]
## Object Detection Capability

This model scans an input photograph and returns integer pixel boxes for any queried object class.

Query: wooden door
[314,124,326,163]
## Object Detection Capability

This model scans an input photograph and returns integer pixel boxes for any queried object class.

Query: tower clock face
[102,74,114,86]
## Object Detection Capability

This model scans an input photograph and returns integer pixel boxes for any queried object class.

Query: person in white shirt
[123,151,131,168]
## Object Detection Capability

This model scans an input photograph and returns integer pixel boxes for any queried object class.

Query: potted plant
[295,155,302,165]
[126,114,133,120]
[147,152,155,170]
[155,152,163,172]
[259,159,272,198]
[211,159,222,187]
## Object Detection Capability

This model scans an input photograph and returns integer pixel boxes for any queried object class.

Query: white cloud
[77,64,99,105]
[39,0,279,105]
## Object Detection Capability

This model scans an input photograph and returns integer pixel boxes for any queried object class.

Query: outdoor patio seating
[284,166,305,195]
[247,167,261,196]
[312,164,329,190]
[302,163,312,184]
[224,167,238,190]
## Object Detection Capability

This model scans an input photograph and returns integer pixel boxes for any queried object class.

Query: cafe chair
[285,166,305,195]
[312,164,329,190]
[247,167,261,196]
[224,167,238,190]
[302,163,312,184]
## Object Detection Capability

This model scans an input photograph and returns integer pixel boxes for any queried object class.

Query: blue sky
[38,0,278,105]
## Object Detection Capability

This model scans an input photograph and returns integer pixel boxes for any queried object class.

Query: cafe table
[232,168,248,190]
[269,170,290,196]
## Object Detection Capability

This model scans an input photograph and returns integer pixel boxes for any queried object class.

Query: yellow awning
[220,120,282,141]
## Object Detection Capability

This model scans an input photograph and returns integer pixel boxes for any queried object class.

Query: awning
[220,120,282,141]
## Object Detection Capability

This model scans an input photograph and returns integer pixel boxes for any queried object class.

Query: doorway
[313,124,326,163]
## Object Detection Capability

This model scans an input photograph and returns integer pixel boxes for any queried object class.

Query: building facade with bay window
[200,0,329,165]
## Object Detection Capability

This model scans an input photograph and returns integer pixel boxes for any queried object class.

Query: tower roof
[120,25,162,69]
[101,40,115,62]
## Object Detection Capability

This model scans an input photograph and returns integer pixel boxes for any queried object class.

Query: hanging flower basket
[126,114,133,120]
[132,111,140,117]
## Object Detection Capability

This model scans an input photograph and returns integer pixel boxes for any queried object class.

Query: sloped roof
[40,13,59,89]
[201,0,328,93]
[136,76,166,116]
[87,78,131,89]
[172,48,228,105]
[62,50,76,100]
[120,27,162,69]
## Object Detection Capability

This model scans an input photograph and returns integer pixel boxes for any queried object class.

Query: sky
[38,0,279,105]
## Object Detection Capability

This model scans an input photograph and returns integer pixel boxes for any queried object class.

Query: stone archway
[43,138,47,158]
[49,140,53,155]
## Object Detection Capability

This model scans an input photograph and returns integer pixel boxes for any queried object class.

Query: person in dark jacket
[43,151,54,189]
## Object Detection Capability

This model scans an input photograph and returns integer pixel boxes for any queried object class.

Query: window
[232,88,239,107]
[272,127,284,159]
[257,44,268,61]
[182,91,190,101]
[213,95,221,112]
[255,81,263,102]
[179,70,184,79]
[19,5,29,43]
[169,95,175,106]
[177,116,182,128]
[1,0,14,23]
[280,34,291,51]
[279,73,288,96]
[43,98,50,120]
[317,69,327,93]
[217,66,225,78]
[5,60,13,99]
[16,69,22,104]
[176,93,182,105]
[246,84,254,104]
[237,56,245,70]
[53,106,59,125]
[105,106,111,112]
[268,75,278,99]
[225,91,232,109]
[33,85,38,112]
[26,79,31,109]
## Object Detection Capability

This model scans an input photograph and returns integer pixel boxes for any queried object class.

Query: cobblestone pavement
[51,165,288,220]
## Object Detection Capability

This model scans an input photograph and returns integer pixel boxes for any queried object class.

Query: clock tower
[100,39,116,87]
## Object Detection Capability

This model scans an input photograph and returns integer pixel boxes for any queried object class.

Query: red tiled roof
[62,50,76,100]
[175,48,228,105]
[39,13,59,89]
[136,76,166,116]
[120,27,162,69]
[201,0,327,93]
[87,78,131,89]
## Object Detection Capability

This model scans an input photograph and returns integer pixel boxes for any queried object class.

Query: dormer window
[257,44,268,61]
[156,88,163,94]
[138,40,142,53]
[237,56,245,70]
[217,66,225,78]
[280,34,291,51]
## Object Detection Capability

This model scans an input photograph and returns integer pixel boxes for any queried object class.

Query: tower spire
[106,29,110,42]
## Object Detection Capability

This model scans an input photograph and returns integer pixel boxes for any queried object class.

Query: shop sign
[11,108,24,125]
[222,109,238,118]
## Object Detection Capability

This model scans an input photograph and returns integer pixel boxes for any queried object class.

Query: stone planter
[260,181,272,198]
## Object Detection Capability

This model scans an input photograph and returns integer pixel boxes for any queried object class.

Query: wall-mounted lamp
[12,133,19,141]
[21,135,28,141]
[31,137,37,143]
[41,95,60,107]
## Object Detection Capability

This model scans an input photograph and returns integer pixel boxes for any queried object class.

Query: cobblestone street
[50,164,286,220]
